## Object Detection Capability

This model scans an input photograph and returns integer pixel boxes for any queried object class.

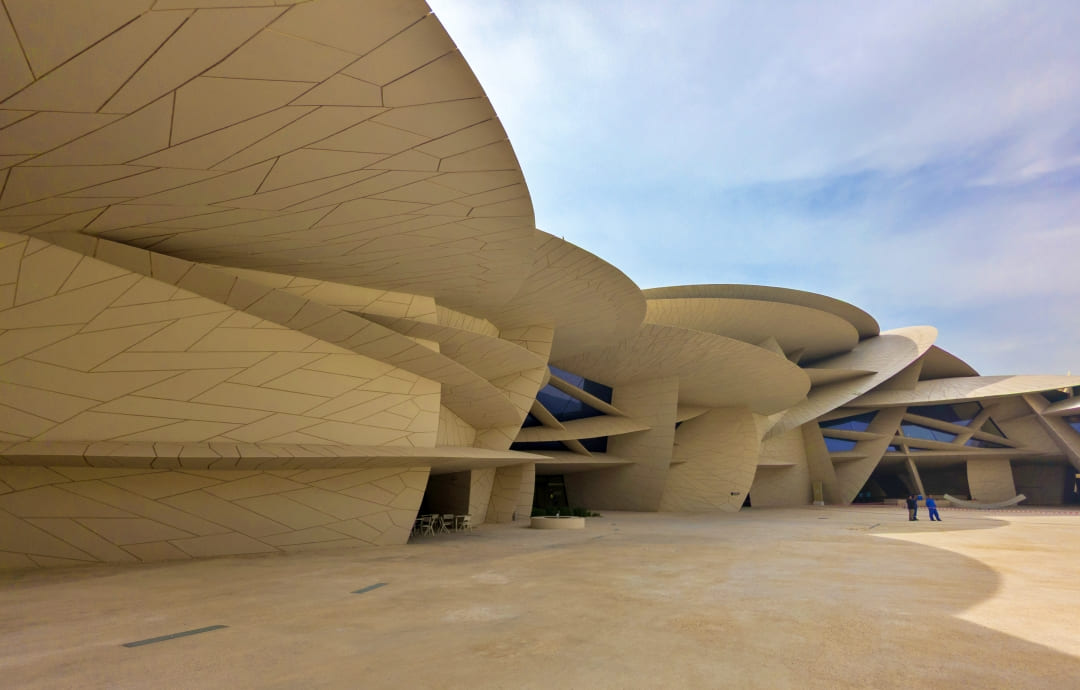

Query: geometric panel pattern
[0,0,538,318]
[0,466,428,568]
[659,407,759,512]
[2,0,1079,570]
[0,232,440,447]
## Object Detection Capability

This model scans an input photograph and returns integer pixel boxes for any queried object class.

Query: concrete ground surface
[3,506,1080,689]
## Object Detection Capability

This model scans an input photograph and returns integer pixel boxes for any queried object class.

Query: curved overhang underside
[1043,397,1080,416]
[532,452,635,474]
[514,415,651,443]
[0,1,541,319]
[354,316,548,380]
[0,441,546,473]
[553,323,811,414]
[918,345,979,380]
[764,325,938,439]
[642,284,879,340]
[485,231,646,361]
[850,375,1080,408]
[645,296,859,362]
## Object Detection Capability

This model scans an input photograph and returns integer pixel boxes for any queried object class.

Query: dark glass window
[965,438,1007,449]
[521,413,543,428]
[579,436,608,453]
[820,412,876,432]
[900,422,957,443]
[510,441,569,452]
[907,447,931,452]
[907,402,981,426]
[824,437,858,452]
[535,366,613,424]
[549,366,613,403]
[535,385,606,423]
[980,418,1006,438]
[1064,415,1080,433]
[886,444,901,452]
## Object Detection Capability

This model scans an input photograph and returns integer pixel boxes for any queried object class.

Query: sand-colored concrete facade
[1,1,1079,568]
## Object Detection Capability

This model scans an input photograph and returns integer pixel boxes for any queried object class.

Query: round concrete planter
[530,516,586,530]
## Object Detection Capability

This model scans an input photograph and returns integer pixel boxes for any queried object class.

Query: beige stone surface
[751,427,813,506]
[0,466,429,567]
[568,377,679,511]
[642,284,879,339]
[556,323,810,414]
[766,326,938,440]
[3,508,1080,688]
[967,459,1019,503]
[659,407,759,512]
[1,0,539,320]
[645,296,859,362]
[852,374,1080,407]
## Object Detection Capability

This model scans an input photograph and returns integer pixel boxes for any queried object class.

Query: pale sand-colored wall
[0,234,440,447]
[489,463,529,523]
[967,459,1018,503]
[468,468,495,523]
[659,407,758,512]
[751,428,812,507]
[437,406,477,447]
[801,424,841,504]
[1012,463,1067,505]
[0,466,428,569]
[568,377,679,511]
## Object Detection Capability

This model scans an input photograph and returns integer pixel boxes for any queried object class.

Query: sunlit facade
[0,1,1078,569]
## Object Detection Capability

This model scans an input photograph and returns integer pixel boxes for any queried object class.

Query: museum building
[0,0,1078,568]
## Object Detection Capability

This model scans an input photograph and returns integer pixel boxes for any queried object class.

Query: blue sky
[427,0,1080,376]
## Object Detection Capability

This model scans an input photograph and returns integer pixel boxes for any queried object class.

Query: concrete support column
[750,428,813,507]
[801,423,840,504]
[468,469,495,523]
[659,407,758,512]
[967,459,1017,502]
[905,457,926,497]
[567,377,679,511]
[488,464,526,523]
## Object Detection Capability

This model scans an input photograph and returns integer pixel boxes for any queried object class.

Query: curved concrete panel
[514,416,651,443]
[918,346,980,380]
[659,407,759,512]
[555,324,811,414]
[851,375,1080,407]
[645,297,859,362]
[765,326,938,439]
[0,1,538,319]
[43,233,527,429]
[487,231,647,361]
[943,493,1027,509]
[642,284,879,339]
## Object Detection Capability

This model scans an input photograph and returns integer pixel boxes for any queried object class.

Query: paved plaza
[2,506,1079,689]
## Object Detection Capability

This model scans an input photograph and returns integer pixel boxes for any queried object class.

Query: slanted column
[905,457,926,497]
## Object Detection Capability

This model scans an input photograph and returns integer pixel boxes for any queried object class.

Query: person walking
[906,494,918,521]
[926,495,941,521]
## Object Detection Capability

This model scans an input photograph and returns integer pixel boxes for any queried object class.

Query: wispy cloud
[429,0,1080,375]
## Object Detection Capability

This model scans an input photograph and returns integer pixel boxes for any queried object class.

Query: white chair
[457,514,473,532]
[439,514,454,534]
[419,514,436,536]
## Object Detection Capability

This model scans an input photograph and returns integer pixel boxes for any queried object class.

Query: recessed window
[900,422,957,443]
[965,438,1007,449]
[907,402,981,425]
[820,412,876,432]
[824,437,858,452]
